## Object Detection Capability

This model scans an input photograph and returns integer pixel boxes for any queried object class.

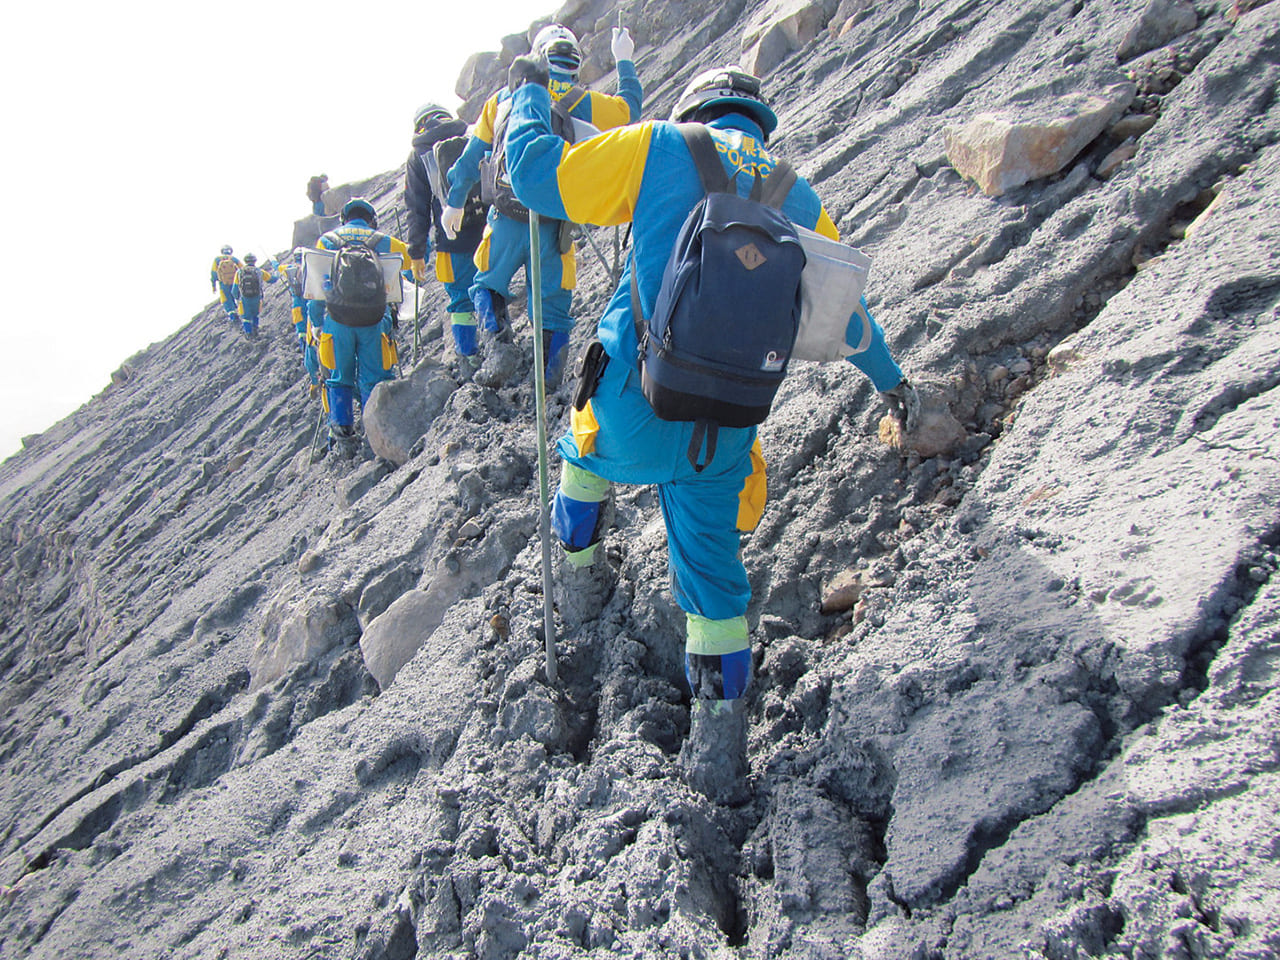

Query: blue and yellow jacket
[232,263,275,299]
[445,62,643,210]
[210,254,241,287]
[316,220,412,266]
[503,83,905,391]
[314,221,413,320]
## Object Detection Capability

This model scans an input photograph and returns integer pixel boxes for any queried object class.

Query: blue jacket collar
[706,113,766,142]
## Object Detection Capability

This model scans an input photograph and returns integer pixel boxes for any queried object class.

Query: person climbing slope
[210,245,242,323]
[233,252,274,339]
[278,248,323,389]
[312,197,411,458]
[504,60,920,796]
[441,23,642,388]
[404,103,487,372]
[306,174,329,217]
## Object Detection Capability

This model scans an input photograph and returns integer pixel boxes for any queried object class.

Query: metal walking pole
[413,272,421,367]
[393,207,420,367]
[579,225,616,281]
[528,210,558,683]
[309,394,326,462]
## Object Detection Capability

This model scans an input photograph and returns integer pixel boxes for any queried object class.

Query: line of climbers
[209,246,279,339]
[205,24,922,789]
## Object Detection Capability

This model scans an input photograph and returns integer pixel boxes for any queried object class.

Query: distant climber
[405,103,487,374]
[210,245,242,323]
[312,197,412,459]
[504,60,920,797]
[233,253,274,339]
[306,175,329,217]
[278,248,322,389]
[441,23,642,388]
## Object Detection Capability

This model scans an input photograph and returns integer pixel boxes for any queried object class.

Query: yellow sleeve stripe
[815,208,839,240]
[558,122,653,227]
[473,96,499,145]
[586,91,632,132]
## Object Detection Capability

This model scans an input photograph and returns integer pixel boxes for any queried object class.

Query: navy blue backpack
[631,124,806,471]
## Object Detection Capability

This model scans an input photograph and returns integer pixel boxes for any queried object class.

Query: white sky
[0,0,555,459]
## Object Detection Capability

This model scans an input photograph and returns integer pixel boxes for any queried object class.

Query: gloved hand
[881,378,921,433]
[411,257,429,284]
[611,26,635,63]
[508,55,549,92]
[440,205,465,240]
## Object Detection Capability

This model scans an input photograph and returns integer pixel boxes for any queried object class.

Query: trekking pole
[579,226,615,280]
[528,210,558,684]
[413,273,421,367]
[394,207,419,367]
[309,394,326,462]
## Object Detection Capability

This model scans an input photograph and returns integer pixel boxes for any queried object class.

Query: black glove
[508,55,549,92]
[881,378,921,433]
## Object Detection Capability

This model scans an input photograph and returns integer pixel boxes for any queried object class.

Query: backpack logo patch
[735,243,768,270]
[761,350,785,372]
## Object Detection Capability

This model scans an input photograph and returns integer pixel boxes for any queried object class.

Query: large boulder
[741,0,830,76]
[455,50,504,103]
[1116,0,1198,63]
[363,359,458,466]
[249,592,360,691]
[943,82,1137,196]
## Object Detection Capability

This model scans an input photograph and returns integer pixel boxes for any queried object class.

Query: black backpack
[631,124,806,471]
[238,265,262,298]
[325,233,386,327]
[423,135,488,231]
[481,87,588,223]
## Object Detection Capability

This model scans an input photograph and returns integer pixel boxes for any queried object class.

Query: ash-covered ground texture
[3,0,1280,957]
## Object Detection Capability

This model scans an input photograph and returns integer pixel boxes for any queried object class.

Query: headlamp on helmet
[533,24,581,75]
[670,65,778,140]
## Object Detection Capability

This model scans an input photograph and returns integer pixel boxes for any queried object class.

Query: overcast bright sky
[0,0,555,459]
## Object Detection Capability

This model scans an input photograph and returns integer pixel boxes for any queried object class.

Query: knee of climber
[684,613,752,701]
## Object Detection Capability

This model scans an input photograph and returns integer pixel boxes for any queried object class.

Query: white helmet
[533,24,581,75]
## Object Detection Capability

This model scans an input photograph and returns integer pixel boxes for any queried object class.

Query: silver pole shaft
[528,210,558,683]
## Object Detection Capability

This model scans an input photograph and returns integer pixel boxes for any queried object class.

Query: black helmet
[670,65,778,140]
[533,24,581,76]
[413,103,452,136]
[244,252,257,264]
[341,197,377,227]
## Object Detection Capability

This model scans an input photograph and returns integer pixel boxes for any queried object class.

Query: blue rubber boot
[543,330,571,390]
[474,288,510,342]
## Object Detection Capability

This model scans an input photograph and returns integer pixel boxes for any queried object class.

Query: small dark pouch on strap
[573,339,609,411]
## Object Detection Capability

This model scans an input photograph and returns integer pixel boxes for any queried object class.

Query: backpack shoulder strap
[553,85,589,122]
[364,231,384,251]
[753,158,797,210]
[679,124,731,195]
